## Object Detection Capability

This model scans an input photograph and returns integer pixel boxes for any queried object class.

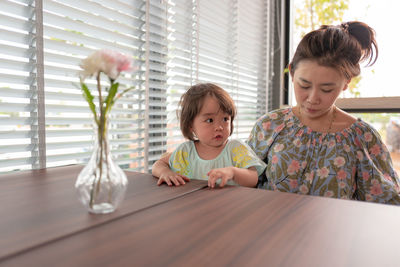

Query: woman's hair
[178,83,236,141]
[289,21,378,80]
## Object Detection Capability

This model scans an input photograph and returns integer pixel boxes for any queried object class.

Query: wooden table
[0,165,399,266]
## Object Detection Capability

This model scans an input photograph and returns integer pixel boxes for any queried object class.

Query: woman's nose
[307,89,320,104]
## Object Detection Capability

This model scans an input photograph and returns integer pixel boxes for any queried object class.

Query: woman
[247,21,400,204]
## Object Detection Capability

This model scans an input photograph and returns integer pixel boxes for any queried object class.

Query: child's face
[191,95,231,148]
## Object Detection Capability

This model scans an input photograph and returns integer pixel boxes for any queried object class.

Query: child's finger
[176,176,186,185]
[170,176,180,186]
[181,175,190,182]
[219,177,227,188]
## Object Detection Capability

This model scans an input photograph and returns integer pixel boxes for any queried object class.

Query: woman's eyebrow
[299,77,336,86]
[299,77,311,84]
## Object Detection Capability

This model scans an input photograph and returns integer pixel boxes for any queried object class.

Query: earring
[192,131,198,140]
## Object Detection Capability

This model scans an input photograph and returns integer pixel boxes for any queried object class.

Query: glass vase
[75,120,128,214]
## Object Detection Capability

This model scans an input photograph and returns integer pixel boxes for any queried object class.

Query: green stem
[89,72,105,209]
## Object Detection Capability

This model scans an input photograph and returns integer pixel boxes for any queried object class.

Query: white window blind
[0,0,45,172]
[1,0,272,174]
[166,0,268,154]
[42,0,148,172]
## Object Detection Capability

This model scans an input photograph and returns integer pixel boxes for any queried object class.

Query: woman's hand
[157,171,190,186]
[207,167,234,188]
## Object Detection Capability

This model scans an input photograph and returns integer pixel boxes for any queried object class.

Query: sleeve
[246,114,275,187]
[354,124,400,205]
[229,139,267,176]
[169,142,191,177]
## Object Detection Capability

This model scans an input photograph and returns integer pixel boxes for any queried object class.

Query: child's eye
[321,89,333,93]
[300,85,310,89]
[205,118,213,123]
[223,117,230,122]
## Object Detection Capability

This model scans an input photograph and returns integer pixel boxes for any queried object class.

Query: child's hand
[157,171,190,186]
[207,167,234,188]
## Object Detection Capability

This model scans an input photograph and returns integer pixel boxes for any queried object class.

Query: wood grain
[2,185,399,267]
[0,165,207,260]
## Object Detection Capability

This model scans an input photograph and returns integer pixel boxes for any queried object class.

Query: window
[0,0,273,174]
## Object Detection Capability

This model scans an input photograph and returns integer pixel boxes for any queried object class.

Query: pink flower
[334,156,346,167]
[337,169,347,180]
[317,167,329,179]
[299,184,309,194]
[282,108,290,114]
[369,144,381,156]
[80,49,132,80]
[271,155,279,164]
[270,113,278,119]
[354,138,361,148]
[305,171,314,182]
[274,123,285,133]
[266,138,273,146]
[328,140,335,148]
[274,143,284,152]
[355,127,362,136]
[324,191,334,198]
[257,131,264,141]
[293,138,301,148]
[295,129,304,137]
[362,171,370,181]
[343,144,350,152]
[370,184,383,195]
[339,181,346,188]
[336,135,341,143]
[364,132,373,142]
[262,121,271,130]
[289,179,298,189]
[383,173,392,182]
[287,160,301,175]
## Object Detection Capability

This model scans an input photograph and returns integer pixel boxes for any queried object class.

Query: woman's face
[291,60,349,119]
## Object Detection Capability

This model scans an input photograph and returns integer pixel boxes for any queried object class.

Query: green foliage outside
[294,0,349,33]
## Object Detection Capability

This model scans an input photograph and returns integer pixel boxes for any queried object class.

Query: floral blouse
[246,107,400,205]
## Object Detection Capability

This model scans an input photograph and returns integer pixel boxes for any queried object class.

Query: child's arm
[152,153,190,186]
[207,166,258,188]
